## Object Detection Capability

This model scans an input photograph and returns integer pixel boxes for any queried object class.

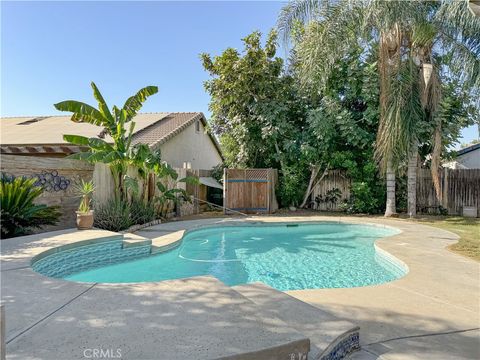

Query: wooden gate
[224,168,278,214]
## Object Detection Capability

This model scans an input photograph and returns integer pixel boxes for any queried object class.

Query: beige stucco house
[0,112,223,228]
[0,112,223,169]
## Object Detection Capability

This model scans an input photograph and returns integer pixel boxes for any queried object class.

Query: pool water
[63,223,407,290]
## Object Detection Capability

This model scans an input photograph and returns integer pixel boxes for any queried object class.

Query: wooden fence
[224,168,278,214]
[0,155,202,229]
[311,167,479,215]
[417,168,480,215]
[311,170,351,211]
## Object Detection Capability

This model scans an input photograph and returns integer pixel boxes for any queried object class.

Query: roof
[0,112,223,157]
[457,143,480,156]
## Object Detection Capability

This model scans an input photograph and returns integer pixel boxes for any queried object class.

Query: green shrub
[93,199,133,231]
[210,163,226,184]
[130,199,156,225]
[94,198,157,231]
[277,166,307,207]
[0,175,61,238]
[341,181,383,214]
[315,188,342,210]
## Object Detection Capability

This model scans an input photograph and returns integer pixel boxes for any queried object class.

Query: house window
[195,120,200,133]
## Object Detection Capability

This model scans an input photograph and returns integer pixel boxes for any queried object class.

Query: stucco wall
[159,120,222,170]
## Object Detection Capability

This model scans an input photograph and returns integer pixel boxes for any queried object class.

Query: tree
[54,82,158,201]
[279,0,480,216]
[202,29,387,209]
[201,31,305,170]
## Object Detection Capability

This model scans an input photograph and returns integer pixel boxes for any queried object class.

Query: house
[0,112,223,169]
[443,143,480,169]
[0,112,223,228]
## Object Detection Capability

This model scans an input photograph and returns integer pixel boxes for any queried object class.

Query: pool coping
[2,215,479,360]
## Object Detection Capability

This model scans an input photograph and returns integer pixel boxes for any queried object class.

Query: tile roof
[0,113,170,145]
[131,112,202,147]
[0,112,223,158]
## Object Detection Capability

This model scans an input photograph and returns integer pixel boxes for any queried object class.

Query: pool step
[121,233,152,248]
[232,283,360,360]
[150,230,184,254]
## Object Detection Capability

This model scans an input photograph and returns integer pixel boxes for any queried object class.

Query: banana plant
[127,143,163,202]
[54,82,158,201]
[153,165,199,218]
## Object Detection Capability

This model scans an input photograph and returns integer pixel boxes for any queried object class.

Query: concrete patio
[1,216,479,359]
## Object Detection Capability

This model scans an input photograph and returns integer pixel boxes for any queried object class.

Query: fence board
[311,170,351,211]
[417,168,480,215]
[224,168,277,213]
[311,167,479,215]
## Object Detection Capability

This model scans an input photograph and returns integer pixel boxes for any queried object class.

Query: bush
[130,199,156,225]
[341,181,383,214]
[210,163,226,184]
[277,166,307,207]
[0,175,61,238]
[94,198,157,232]
[94,199,133,231]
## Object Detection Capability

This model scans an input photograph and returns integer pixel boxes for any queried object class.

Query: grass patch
[413,216,480,261]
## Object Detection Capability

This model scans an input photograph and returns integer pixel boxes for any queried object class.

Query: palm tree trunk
[431,122,443,203]
[407,141,418,217]
[384,160,397,217]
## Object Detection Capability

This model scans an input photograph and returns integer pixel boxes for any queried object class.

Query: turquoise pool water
[58,223,406,290]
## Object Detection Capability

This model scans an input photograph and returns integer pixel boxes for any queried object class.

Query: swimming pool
[32,222,407,290]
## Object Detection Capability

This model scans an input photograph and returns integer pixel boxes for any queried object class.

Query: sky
[1,1,478,148]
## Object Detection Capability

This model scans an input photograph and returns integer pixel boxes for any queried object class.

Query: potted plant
[75,180,95,230]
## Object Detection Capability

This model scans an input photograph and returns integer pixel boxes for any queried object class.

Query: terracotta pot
[76,210,94,230]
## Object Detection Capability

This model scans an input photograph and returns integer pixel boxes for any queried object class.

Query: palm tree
[279,0,480,216]
[54,82,158,201]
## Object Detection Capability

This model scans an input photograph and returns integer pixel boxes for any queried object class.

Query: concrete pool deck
[1,215,479,359]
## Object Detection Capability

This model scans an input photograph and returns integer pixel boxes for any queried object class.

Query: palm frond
[278,0,324,44]
[435,0,480,89]
[293,2,363,91]
[376,59,424,171]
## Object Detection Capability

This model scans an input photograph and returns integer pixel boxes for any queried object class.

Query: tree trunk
[274,140,287,175]
[300,166,329,209]
[431,122,442,202]
[300,165,320,208]
[384,160,397,217]
[407,141,418,217]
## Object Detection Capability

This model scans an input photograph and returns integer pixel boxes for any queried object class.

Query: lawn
[413,216,480,261]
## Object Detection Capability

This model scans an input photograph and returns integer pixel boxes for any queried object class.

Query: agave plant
[0,175,61,238]
[54,82,158,202]
[74,179,95,214]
